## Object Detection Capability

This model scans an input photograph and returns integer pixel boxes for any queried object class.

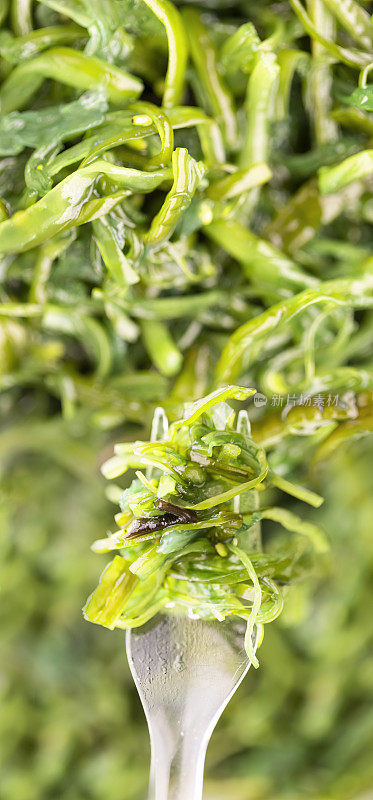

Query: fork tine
[234,407,261,550]
[146,406,169,480]
[150,406,169,442]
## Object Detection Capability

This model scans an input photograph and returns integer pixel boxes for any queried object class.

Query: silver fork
[126,407,259,800]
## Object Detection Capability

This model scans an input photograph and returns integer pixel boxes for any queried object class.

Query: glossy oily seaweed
[84,387,327,666]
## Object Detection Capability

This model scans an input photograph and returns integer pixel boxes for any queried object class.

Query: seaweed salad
[84,386,329,665]
[0,0,372,665]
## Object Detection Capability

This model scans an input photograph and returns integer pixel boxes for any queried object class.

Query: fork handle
[127,616,252,800]
[148,729,206,800]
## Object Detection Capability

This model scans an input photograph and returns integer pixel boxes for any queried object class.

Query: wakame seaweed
[84,386,328,666]
[0,0,371,671]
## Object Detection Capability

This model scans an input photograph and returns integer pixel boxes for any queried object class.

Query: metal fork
[126,407,259,800]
